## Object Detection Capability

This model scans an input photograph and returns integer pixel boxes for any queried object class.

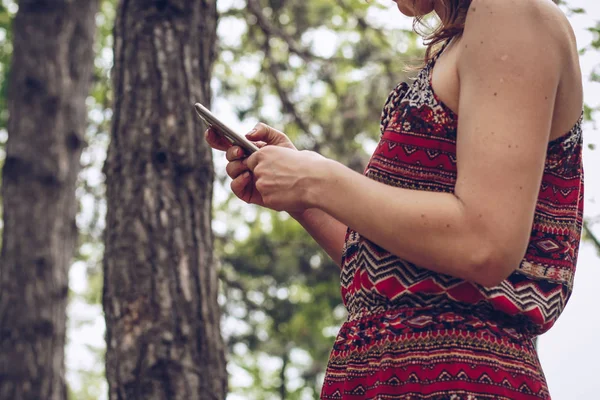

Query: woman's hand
[206,123,347,266]
[204,123,297,207]
[246,146,330,213]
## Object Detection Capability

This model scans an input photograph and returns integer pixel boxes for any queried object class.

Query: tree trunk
[0,1,98,399]
[102,1,226,399]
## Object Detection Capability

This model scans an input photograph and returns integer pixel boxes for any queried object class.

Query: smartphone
[194,103,259,154]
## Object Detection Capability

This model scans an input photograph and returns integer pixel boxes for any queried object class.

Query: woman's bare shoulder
[462,0,583,133]
[462,0,578,66]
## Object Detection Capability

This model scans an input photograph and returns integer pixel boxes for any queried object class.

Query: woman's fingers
[246,123,279,143]
[226,145,244,162]
[226,159,248,179]
[204,128,232,151]
[230,171,253,201]
[245,123,295,149]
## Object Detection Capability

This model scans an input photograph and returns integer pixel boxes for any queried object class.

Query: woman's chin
[395,1,434,17]
[396,3,417,16]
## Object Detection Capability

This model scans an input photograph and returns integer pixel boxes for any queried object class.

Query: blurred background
[0,0,597,399]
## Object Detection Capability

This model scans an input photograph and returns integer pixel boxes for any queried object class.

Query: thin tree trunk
[0,1,98,399]
[102,1,226,399]
[279,351,288,400]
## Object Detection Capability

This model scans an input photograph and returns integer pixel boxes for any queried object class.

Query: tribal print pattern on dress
[321,42,584,400]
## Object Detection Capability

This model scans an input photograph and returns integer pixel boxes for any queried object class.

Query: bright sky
[66,1,600,399]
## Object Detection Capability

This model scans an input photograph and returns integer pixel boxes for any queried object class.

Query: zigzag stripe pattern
[322,41,584,399]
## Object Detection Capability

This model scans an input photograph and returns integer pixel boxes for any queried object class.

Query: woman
[206,0,584,398]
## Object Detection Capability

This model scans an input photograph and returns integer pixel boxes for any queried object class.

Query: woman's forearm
[309,160,514,286]
[290,208,347,268]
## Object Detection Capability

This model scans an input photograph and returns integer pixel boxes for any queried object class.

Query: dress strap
[431,38,454,64]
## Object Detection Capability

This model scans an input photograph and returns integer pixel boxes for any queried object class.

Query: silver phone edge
[194,103,259,154]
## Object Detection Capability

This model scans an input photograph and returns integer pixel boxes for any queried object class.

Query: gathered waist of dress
[344,302,540,341]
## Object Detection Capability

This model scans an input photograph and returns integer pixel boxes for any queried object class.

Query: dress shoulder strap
[431,38,454,65]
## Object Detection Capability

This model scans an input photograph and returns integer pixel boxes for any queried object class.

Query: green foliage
[214,0,421,168]
[0,0,16,246]
[66,349,106,400]
[589,21,600,50]
[66,1,115,399]
[213,1,425,396]
[0,0,14,131]
[218,209,344,397]
[584,18,600,122]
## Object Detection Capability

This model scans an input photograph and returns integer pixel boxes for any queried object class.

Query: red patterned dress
[320,45,584,399]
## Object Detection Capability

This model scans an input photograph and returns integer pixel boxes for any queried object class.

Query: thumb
[246,123,286,145]
[246,151,260,172]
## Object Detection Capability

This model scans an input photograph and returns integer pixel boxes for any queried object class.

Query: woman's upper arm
[454,0,563,275]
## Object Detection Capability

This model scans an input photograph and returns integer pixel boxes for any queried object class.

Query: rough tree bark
[0,1,98,399]
[102,1,226,399]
